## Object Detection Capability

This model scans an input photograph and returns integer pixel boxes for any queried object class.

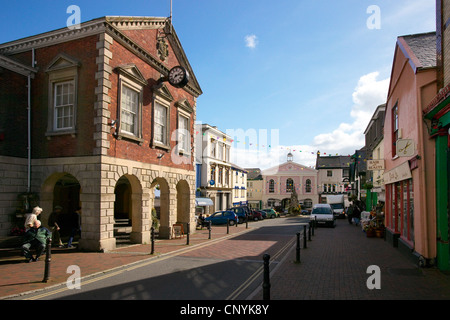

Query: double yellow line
[24,230,251,300]
[226,235,296,300]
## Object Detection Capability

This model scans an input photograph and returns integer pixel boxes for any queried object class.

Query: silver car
[310,204,336,228]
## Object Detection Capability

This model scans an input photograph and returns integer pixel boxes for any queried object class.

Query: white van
[310,204,336,228]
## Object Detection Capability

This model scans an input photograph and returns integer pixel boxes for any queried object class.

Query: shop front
[384,162,415,256]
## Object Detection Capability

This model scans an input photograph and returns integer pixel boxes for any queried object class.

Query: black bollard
[246,216,248,229]
[42,237,52,283]
[227,219,230,234]
[150,226,155,255]
[312,219,315,236]
[303,225,307,249]
[263,253,271,300]
[308,222,312,241]
[186,223,190,245]
[296,232,301,263]
[208,221,212,239]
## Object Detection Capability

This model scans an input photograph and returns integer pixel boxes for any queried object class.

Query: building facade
[231,165,248,207]
[315,153,351,204]
[383,32,437,266]
[0,17,202,251]
[195,123,233,213]
[364,104,386,205]
[422,0,450,271]
[246,168,263,209]
[262,153,318,211]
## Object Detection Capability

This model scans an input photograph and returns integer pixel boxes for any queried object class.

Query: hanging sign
[383,161,412,184]
[367,160,385,170]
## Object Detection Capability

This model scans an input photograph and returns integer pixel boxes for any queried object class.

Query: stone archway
[114,174,147,244]
[40,172,81,236]
[176,179,191,233]
[151,177,171,239]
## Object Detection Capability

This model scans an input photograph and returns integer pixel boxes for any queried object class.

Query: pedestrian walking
[24,206,43,231]
[66,206,81,248]
[353,202,361,226]
[21,220,51,262]
[347,204,354,224]
[48,205,64,247]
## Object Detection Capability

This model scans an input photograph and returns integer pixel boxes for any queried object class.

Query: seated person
[22,220,51,262]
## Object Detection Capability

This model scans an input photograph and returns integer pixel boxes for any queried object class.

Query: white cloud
[229,72,389,170]
[244,34,258,49]
[311,71,389,155]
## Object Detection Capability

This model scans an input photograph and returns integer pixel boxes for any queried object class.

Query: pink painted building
[383,32,438,266]
[262,153,318,211]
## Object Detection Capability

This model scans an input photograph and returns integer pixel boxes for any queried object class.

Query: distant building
[364,104,386,205]
[315,152,351,204]
[262,153,318,211]
[194,123,234,213]
[231,165,247,207]
[246,168,263,210]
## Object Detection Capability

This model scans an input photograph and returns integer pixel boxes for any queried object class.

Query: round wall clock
[168,66,190,88]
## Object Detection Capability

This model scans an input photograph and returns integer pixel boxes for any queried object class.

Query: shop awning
[196,197,213,206]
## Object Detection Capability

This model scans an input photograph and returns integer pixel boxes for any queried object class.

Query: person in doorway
[48,206,64,247]
[24,206,43,231]
[22,220,51,262]
[66,206,81,248]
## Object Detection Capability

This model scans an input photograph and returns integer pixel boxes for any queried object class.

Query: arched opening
[114,174,143,246]
[176,180,191,233]
[41,173,81,244]
[151,177,170,239]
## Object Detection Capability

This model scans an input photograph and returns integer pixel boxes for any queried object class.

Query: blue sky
[0,1,436,168]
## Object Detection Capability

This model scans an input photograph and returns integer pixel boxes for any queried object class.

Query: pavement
[1,217,450,300]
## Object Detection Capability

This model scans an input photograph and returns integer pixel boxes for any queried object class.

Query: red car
[249,210,264,221]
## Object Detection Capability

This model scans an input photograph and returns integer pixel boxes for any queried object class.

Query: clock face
[168,66,189,88]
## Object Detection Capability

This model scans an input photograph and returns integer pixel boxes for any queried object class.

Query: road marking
[225,235,296,300]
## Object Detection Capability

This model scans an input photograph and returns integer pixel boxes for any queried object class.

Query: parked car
[227,206,250,223]
[262,208,279,219]
[310,204,336,228]
[248,209,263,221]
[205,211,238,226]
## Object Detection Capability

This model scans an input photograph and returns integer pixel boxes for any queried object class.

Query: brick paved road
[250,218,450,300]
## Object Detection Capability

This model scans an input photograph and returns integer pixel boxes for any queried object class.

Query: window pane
[54,81,75,130]
[121,86,139,135]
[155,103,167,144]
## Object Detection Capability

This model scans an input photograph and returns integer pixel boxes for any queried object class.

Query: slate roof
[245,168,262,180]
[399,32,436,70]
[315,155,351,169]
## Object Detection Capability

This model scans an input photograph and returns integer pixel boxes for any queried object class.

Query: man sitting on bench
[22,220,51,263]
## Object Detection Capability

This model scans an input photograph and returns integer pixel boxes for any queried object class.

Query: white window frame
[53,80,75,131]
[117,73,145,144]
[154,100,169,148]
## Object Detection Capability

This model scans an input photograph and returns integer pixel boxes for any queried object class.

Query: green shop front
[424,83,450,271]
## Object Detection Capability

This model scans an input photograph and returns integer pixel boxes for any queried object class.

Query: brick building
[0,16,202,251]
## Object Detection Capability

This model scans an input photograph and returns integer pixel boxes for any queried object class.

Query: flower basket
[366,229,375,238]
[375,228,384,238]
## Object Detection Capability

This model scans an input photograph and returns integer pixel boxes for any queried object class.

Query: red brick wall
[0,68,28,157]
[108,29,195,171]
[26,35,98,159]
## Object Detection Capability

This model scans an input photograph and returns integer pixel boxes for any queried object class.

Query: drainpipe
[27,48,35,193]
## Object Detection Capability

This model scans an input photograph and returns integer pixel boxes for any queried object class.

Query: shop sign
[396,139,415,157]
[383,161,412,184]
[367,160,385,170]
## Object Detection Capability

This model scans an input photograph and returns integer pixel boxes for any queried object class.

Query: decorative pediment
[175,99,193,113]
[154,83,174,102]
[45,53,80,73]
[115,64,148,86]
